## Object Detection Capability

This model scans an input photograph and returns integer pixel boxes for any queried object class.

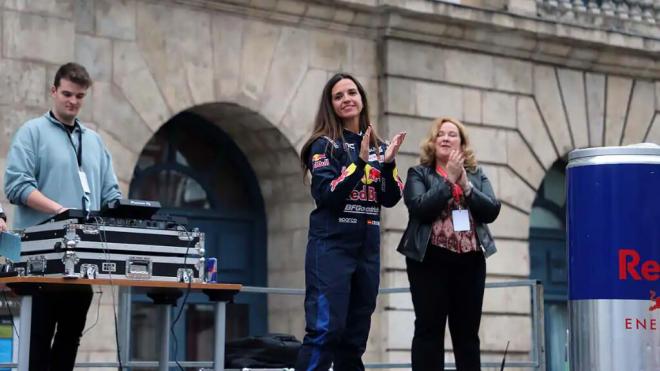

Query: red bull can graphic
[567,144,660,371]
[205,257,218,283]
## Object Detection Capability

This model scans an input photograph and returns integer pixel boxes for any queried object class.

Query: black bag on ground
[225,333,301,368]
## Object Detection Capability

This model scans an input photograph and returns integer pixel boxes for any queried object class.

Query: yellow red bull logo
[361,164,381,185]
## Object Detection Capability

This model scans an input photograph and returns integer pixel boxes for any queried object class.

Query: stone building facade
[0,0,657,368]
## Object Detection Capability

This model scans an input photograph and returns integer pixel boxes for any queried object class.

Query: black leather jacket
[397,165,501,262]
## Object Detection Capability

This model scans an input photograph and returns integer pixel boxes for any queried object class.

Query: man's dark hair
[53,62,92,88]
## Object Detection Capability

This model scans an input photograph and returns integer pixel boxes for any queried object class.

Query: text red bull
[567,144,660,371]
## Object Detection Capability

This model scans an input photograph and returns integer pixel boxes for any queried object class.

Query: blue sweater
[4,113,121,228]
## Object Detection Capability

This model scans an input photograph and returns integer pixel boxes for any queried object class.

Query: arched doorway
[529,159,567,371]
[128,111,267,362]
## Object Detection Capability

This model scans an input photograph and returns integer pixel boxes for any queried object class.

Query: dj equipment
[13,201,206,282]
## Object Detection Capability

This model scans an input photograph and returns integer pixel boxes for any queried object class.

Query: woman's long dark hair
[300,73,382,174]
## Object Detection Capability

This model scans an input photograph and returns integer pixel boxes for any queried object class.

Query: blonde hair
[419,117,477,172]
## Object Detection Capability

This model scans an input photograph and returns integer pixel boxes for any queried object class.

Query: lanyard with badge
[60,122,92,213]
[436,166,470,232]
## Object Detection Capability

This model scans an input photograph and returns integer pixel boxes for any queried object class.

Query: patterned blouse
[429,193,479,254]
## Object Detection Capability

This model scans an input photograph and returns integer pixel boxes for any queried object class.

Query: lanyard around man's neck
[50,111,83,168]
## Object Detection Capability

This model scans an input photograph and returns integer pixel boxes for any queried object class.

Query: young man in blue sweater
[4,62,121,370]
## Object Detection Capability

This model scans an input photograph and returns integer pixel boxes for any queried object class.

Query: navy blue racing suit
[296,130,403,371]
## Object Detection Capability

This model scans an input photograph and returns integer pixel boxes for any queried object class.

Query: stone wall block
[74,0,94,33]
[482,91,516,128]
[493,57,533,94]
[534,65,573,156]
[2,0,74,18]
[516,96,557,170]
[622,81,655,145]
[383,115,430,155]
[381,201,407,231]
[489,204,530,239]
[462,88,482,124]
[308,30,350,71]
[558,68,589,149]
[281,69,329,145]
[416,81,463,120]
[381,230,405,270]
[496,166,536,213]
[480,315,532,352]
[95,0,135,40]
[645,115,660,143]
[3,11,74,63]
[486,239,530,276]
[112,41,171,132]
[212,13,244,101]
[267,231,293,272]
[585,72,606,147]
[136,2,214,113]
[385,310,413,349]
[385,39,445,81]
[605,76,633,146]
[385,78,416,116]
[350,38,376,77]
[0,105,45,158]
[468,126,507,164]
[186,64,216,106]
[444,49,494,89]
[506,131,545,189]
[75,34,112,83]
[0,59,46,107]
[261,27,309,126]
[483,284,531,314]
[91,81,153,154]
[240,21,280,101]
[97,128,138,184]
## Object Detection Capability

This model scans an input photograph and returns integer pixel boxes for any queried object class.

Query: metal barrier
[0,280,545,369]
[241,279,546,370]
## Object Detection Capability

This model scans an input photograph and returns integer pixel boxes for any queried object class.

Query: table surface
[0,276,242,291]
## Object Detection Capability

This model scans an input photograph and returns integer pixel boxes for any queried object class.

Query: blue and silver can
[567,144,660,371]
[205,257,218,283]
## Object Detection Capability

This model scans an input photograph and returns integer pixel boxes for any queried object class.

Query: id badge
[78,170,91,194]
[452,209,470,232]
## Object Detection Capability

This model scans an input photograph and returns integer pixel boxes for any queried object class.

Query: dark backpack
[225,333,301,368]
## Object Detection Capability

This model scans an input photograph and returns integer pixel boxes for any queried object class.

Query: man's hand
[26,190,65,215]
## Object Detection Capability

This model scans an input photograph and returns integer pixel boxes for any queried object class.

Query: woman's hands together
[384,132,406,163]
[446,150,464,183]
[360,126,407,163]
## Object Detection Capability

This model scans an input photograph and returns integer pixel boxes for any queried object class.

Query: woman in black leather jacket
[397,117,501,371]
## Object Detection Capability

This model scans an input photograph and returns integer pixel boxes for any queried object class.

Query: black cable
[93,216,124,370]
[169,223,195,371]
[81,288,103,336]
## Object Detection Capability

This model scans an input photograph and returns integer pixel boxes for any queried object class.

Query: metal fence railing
[0,280,546,370]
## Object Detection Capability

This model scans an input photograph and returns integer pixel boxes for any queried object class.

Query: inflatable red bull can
[567,144,660,371]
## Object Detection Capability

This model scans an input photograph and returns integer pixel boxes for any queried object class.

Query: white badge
[452,209,470,232]
[78,170,91,194]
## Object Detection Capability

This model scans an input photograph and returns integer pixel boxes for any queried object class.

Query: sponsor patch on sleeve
[312,153,330,169]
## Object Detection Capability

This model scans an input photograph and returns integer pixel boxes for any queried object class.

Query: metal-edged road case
[15,218,205,282]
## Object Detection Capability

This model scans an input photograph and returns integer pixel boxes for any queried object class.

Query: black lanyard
[51,114,83,168]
